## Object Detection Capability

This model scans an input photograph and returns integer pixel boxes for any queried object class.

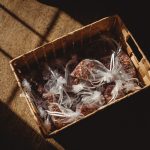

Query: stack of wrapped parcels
[22,35,142,133]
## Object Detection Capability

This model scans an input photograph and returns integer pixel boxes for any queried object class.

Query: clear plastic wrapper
[22,36,142,133]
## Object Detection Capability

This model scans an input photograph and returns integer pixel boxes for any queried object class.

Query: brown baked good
[77,103,100,116]
[118,51,137,78]
[71,59,95,80]
[100,51,137,78]
[48,103,68,129]
[103,84,125,103]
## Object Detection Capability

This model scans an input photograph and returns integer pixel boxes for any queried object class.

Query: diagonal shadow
[0,4,49,42]
[37,9,61,47]
[0,47,13,60]
[0,101,62,150]
[1,5,60,105]
[0,47,19,105]
[6,84,19,105]
[37,0,116,25]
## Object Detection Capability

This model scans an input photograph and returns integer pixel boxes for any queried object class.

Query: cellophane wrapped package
[22,35,142,133]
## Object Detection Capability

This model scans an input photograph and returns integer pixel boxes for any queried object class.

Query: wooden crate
[10,15,150,138]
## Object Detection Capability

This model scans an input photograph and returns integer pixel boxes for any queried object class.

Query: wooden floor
[0,1,150,150]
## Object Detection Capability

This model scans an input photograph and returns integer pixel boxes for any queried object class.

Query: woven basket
[10,15,150,138]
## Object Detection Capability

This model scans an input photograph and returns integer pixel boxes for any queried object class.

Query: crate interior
[10,16,150,136]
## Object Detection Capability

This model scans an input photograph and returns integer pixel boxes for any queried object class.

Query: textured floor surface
[0,1,150,150]
[0,1,81,149]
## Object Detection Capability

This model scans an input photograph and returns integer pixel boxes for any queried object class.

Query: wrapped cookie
[76,90,105,115]
[103,83,125,103]
[100,50,137,78]
[47,103,82,129]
